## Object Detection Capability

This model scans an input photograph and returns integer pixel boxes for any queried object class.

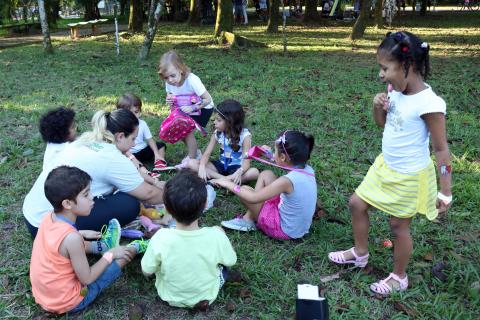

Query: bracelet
[233,185,241,193]
[437,192,452,205]
[102,252,113,264]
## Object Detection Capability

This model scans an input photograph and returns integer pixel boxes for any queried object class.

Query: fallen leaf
[423,252,433,261]
[449,251,465,262]
[293,255,303,272]
[239,288,251,298]
[361,265,374,275]
[335,303,349,313]
[0,156,7,165]
[0,222,15,230]
[432,262,448,282]
[226,301,236,312]
[320,272,341,283]
[394,301,419,317]
[128,303,144,320]
[326,216,346,225]
[22,148,33,156]
[193,300,209,311]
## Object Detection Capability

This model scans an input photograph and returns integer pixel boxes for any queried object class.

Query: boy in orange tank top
[30,166,148,315]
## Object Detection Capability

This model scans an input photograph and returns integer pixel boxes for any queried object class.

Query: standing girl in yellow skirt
[328,31,453,295]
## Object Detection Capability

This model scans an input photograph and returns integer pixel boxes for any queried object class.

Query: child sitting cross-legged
[30,166,148,315]
[141,169,237,308]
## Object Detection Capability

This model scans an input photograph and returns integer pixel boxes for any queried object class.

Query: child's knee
[259,169,275,179]
[390,219,410,237]
[349,194,367,213]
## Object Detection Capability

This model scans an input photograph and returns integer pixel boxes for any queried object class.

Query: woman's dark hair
[163,169,207,225]
[78,109,139,144]
[45,166,91,213]
[39,107,76,143]
[276,130,314,167]
[215,99,245,152]
[378,31,430,80]
[117,93,142,111]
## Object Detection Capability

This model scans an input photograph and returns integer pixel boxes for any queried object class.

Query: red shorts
[256,195,290,240]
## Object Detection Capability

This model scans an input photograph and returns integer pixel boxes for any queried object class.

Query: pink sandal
[328,247,369,268]
[370,273,408,295]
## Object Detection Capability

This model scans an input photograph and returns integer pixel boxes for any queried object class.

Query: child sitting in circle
[30,166,148,315]
[328,31,452,295]
[116,93,168,171]
[141,169,237,308]
[39,107,77,171]
[212,130,317,240]
[158,50,214,167]
[187,99,259,184]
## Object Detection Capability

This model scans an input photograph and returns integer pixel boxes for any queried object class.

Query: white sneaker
[221,216,257,232]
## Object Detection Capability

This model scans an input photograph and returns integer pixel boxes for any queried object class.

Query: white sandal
[328,247,369,268]
[370,273,408,295]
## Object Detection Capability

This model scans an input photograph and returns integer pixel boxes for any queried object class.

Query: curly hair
[39,107,76,143]
[215,99,245,152]
[378,31,430,80]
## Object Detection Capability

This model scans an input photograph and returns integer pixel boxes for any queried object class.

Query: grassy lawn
[0,11,479,319]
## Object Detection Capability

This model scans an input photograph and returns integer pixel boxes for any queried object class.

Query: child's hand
[109,246,136,261]
[231,168,243,185]
[210,178,229,189]
[166,94,174,106]
[373,93,389,111]
[180,105,194,114]
[79,230,101,240]
[198,164,208,182]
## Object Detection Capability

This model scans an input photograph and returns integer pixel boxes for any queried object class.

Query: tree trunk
[84,0,101,20]
[173,0,183,21]
[129,0,144,32]
[374,0,384,28]
[188,0,201,25]
[420,0,427,15]
[267,0,280,33]
[120,0,128,15]
[214,0,233,38]
[303,0,320,22]
[139,0,165,60]
[350,0,369,40]
[38,0,53,53]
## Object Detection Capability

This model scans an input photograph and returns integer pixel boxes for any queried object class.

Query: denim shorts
[68,261,122,314]
[212,160,241,176]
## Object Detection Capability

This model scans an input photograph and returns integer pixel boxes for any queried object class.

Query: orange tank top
[30,213,84,314]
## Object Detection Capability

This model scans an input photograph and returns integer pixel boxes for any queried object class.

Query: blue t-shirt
[279,165,317,239]
[215,128,251,168]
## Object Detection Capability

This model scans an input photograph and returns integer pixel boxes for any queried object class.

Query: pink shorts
[256,195,291,240]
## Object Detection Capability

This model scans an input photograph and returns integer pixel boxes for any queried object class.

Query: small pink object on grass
[383,239,393,248]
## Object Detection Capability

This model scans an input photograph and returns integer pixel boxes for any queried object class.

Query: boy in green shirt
[141,170,237,308]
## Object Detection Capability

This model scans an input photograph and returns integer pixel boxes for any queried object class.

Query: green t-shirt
[141,226,237,308]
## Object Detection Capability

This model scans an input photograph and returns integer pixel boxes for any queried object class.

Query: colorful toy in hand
[139,203,165,220]
[172,94,202,116]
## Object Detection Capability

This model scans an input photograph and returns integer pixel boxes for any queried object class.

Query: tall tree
[303,0,320,22]
[350,0,370,40]
[419,0,427,15]
[374,0,384,28]
[83,0,101,20]
[214,0,232,38]
[188,0,201,25]
[139,0,165,60]
[267,0,280,33]
[37,0,53,53]
[173,0,182,21]
[120,0,128,15]
[129,0,144,32]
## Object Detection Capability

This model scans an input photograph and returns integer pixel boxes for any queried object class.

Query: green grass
[0,11,479,319]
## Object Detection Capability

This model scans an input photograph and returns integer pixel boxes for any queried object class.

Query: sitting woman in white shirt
[23,109,165,237]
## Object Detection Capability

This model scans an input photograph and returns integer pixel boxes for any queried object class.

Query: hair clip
[392,32,405,42]
[275,130,291,159]
[214,106,227,119]
[401,46,409,53]
[420,42,428,49]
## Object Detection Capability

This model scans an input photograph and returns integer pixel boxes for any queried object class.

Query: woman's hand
[373,93,389,111]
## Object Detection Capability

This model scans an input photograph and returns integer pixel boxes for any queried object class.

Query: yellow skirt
[356,154,438,220]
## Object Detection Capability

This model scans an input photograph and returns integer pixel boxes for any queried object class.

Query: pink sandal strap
[370,273,408,295]
[328,247,369,267]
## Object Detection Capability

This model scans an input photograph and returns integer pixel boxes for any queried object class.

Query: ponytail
[77,109,138,145]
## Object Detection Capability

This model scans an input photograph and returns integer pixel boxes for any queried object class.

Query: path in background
[0,24,128,49]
